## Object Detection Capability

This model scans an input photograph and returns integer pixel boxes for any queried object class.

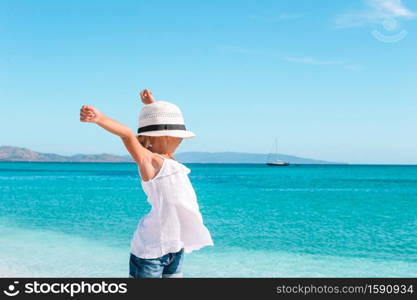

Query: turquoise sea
[0,162,416,277]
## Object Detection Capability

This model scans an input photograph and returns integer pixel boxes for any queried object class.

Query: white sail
[266,137,289,166]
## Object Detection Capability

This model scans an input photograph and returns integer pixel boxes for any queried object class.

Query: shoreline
[2,161,417,166]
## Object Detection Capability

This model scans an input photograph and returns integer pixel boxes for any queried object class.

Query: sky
[1,0,416,164]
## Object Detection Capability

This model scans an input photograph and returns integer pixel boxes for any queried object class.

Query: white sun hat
[136,101,196,139]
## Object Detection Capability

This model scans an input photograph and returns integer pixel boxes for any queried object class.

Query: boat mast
[275,137,278,162]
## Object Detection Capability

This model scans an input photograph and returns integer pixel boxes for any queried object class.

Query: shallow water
[1,162,416,277]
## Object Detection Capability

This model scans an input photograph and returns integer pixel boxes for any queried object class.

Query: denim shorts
[129,248,184,278]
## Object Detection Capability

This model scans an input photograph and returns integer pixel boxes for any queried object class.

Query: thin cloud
[370,0,415,17]
[284,56,344,65]
[249,13,304,23]
[335,0,416,28]
[284,56,363,72]
[344,64,364,72]
[217,46,362,72]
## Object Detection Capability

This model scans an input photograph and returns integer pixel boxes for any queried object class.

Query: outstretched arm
[79,105,151,164]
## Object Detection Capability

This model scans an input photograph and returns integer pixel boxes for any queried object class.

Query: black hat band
[137,124,186,134]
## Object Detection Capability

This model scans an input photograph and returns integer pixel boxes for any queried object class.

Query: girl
[79,89,214,278]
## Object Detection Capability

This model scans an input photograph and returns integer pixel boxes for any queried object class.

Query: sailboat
[266,138,290,166]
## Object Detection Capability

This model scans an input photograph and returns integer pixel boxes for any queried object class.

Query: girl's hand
[140,89,156,105]
[80,105,102,123]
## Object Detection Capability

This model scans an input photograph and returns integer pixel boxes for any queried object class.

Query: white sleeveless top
[130,153,214,259]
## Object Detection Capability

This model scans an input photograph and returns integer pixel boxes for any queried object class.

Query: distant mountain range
[0,145,344,164]
[174,151,342,164]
